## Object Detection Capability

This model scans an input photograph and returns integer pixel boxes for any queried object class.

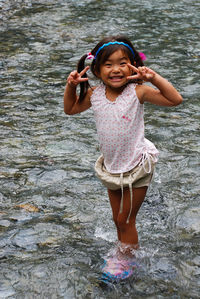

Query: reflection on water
[0,0,200,298]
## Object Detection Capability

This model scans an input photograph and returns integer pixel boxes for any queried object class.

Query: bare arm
[127,65,183,106]
[64,66,92,115]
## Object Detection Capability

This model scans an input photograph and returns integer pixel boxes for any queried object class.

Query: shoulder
[91,84,103,93]
[90,84,104,101]
[85,85,98,98]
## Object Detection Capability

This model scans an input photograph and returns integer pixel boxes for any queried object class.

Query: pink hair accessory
[139,52,146,61]
[87,52,94,60]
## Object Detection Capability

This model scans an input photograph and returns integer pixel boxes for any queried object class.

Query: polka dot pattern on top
[90,83,159,174]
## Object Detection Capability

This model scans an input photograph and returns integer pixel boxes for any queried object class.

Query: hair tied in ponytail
[86,52,94,60]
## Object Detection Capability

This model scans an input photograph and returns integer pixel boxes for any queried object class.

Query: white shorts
[95,154,155,190]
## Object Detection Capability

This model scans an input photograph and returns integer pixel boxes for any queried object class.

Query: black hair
[77,35,144,102]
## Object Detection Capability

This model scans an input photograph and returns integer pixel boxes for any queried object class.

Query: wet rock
[176,207,200,237]
[27,169,67,187]
[12,228,38,250]
[0,286,15,298]
[38,237,59,247]
[9,211,33,222]
[31,265,47,278]
[16,203,39,212]
[0,220,11,228]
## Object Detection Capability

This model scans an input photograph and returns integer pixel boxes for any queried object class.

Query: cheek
[126,67,132,76]
[102,69,110,76]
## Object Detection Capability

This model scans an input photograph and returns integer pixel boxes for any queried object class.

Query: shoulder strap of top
[130,83,141,104]
[90,84,104,103]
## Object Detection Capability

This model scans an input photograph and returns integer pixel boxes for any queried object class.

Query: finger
[70,70,78,76]
[67,71,76,82]
[70,71,79,80]
[127,63,138,73]
[138,66,147,73]
[127,74,140,80]
[80,66,90,77]
[79,77,89,82]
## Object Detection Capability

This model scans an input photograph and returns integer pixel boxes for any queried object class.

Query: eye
[105,63,112,67]
[120,62,127,66]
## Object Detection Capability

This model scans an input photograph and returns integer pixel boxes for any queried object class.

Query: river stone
[176,207,200,236]
[0,220,11,228]
[0,287,15,298]
[12,228,38,250]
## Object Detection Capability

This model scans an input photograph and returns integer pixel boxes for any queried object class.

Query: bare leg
[108,186,148,250]
[107,188,122,241]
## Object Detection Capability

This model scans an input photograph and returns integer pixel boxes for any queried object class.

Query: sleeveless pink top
[90,83,159,174]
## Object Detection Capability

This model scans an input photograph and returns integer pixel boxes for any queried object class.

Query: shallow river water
[0,0,200,298]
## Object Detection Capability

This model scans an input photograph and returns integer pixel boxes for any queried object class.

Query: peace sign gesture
[127,64,156,82]
[67,66,89,87]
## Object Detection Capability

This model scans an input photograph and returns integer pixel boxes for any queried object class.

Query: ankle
[117,242,138,258]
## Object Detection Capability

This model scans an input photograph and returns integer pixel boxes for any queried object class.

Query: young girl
[64,35,182,280]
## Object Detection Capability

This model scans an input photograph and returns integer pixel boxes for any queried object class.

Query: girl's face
[97,49,132,91]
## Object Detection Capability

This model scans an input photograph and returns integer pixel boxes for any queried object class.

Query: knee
[112,215,119,229]
[113,214,127,231]
[117,214,136,230]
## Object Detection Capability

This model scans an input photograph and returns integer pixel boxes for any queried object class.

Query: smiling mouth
[109,76,124,81]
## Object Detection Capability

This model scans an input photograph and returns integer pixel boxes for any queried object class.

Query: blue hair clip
[94,41,135,59]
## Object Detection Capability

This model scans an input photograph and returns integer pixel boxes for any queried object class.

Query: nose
[112,64,120,72]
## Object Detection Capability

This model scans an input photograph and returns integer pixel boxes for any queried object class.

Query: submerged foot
[101,256,137,282]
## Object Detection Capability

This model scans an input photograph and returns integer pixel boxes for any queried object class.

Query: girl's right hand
[67,66,89,87]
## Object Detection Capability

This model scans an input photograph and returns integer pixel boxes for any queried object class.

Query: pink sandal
[101,257,137,282]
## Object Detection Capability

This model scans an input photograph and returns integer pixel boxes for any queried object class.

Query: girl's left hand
[127,64,156,82]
